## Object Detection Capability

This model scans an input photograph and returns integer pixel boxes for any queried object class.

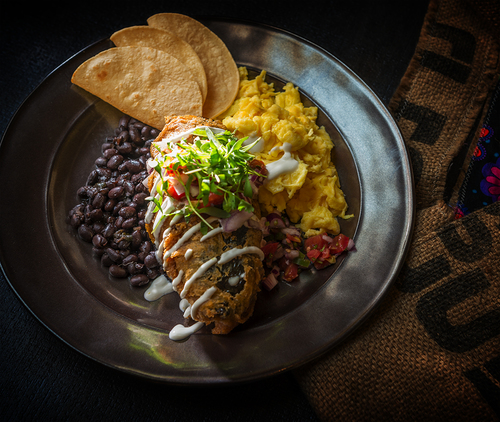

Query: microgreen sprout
[147,127,265,234]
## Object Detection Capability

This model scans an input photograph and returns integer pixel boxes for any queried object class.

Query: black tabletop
[1,1,429,420]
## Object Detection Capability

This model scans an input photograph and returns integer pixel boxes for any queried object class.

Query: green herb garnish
[147,127,264,234]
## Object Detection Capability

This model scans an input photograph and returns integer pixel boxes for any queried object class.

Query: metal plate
[0,19,413,384]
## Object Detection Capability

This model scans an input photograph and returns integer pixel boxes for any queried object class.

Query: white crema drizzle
[144,275,174,301]
[169,322,205,341]
[265,142,299,180]
[144,127,269,341]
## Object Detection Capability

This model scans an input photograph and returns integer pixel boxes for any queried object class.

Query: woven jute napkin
[294,0,500,420]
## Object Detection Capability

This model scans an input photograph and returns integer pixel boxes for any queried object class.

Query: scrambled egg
[218,68,352,237]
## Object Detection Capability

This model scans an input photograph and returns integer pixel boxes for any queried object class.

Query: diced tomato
[283,262,299,282]
[304,234,327,253]
[306,249,321,261]
[165,163,186,176]
[167,181,185,200]
[278,256,299,282]
[206,192,224,206]
[261,241,280,267]
[306,246,332,270]
[329,234,350,255]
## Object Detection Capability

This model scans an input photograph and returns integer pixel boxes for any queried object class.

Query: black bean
[146,268,160,279]
[131,172,145,183]
[101,142,113,152]
[119,206,136,218]
[116,174,131,186]
[138,147,149,156]
[117,162,129,173]
[119,115,131,128]
[69,213,83,228]
[116,142,132,154]
[92,192,106,209]
[103,148,117,159]
[95,157,107,167]
[127,262,144,275]
[116,130,130,144]
[130,274,149,287]
[78,224,94,242]
[115,216,124,228]
[144,252,159,268]
[135,193,148,205]
[129,126,141,144]
[116,240,130,251]
[89,208,103,222]
[130,120,144,130]
[139,241,152,254]
[106,248,122,263]
[70,204,85,215]
[108,186,125,199]
[92,221,105,234]
[101,253,113,267]
[127,159,143,173]
[113,202,124,216]
[123,180,135,195]
[109,264,127,278]
[92,234,107,248]
[86,169,98,185]
[135,182,147,193]
[131,230,142,249]
[101,223,116,239]
[107,154,124,169]
[99,187,110,195]
[77,186,93,200]
[96,167,112,180]
[121,218,136,230]
[105,179,117,190]
[122,254,138,266]
[104,199,117,212]
[140,126,151,140]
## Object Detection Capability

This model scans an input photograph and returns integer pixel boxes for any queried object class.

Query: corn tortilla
[110,25,208,102]
[147,13,239,119]
[71,46,203,130]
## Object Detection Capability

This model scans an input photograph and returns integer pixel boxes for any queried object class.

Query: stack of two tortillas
[71,13,240,129]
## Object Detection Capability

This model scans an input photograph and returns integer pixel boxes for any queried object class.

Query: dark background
[1,1,429,420]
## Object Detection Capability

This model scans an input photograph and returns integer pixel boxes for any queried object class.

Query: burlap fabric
[295,0,500,420]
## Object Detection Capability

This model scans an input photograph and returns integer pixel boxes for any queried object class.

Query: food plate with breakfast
[0,16,414,384]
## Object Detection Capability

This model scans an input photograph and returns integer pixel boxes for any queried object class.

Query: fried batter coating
[151,115,226,161]
[165,217,263,334]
